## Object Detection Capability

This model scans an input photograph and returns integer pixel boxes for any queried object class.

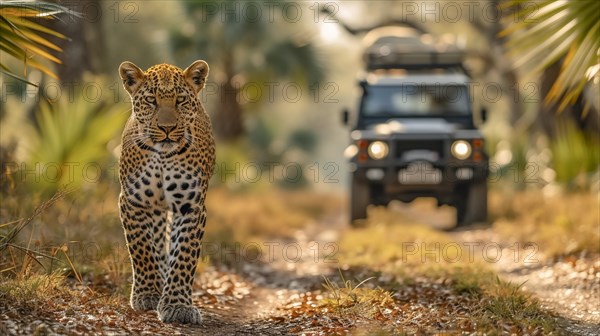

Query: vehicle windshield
[361,85,470,117]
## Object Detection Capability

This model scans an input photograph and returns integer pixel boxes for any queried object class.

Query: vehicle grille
[396,139,445,160]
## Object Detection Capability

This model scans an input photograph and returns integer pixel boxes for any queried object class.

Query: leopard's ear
[183,60,209,94]
[119,61,145,96]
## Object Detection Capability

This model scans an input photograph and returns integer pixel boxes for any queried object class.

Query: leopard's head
[119,61,209,149]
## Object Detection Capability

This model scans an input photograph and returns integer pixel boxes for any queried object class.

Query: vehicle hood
[367,118,457,135]
[351,118,483,141]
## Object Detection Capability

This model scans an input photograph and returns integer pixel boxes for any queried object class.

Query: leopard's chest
[120,150,203,210]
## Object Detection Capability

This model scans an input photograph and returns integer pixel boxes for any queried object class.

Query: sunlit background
[2,0,598,195]
[1,1,599,334]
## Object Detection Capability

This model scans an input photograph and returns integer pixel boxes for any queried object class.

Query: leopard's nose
[158,124,176,135]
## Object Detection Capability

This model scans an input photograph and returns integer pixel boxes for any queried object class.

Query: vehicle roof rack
[363,36,466,72]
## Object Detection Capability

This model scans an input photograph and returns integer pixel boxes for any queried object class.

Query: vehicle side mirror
[481,108,488,123]
[341,108,349,125]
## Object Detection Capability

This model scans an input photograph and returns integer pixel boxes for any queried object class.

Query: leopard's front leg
[157,187,207,324]
[119,195,166,311]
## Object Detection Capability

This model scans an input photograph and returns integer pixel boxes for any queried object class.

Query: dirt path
[197,202,600,335]
[3,202,598,335]
[1,210,345,336]
[388,200,600,335]
[176,212,345,335]
[453,228,600,336]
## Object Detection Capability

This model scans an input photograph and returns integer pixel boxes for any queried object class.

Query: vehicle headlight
[368,141,389,160]
[451,140,472,160]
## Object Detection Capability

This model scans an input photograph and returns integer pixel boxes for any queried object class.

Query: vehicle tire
[350,178,370,225]
[455,181,487,227]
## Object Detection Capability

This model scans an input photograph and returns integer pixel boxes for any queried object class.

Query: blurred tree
[466,0,523,127]
[171,0,325,141]
[46,0,106,84]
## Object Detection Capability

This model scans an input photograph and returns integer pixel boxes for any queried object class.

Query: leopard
[117,60,215,324]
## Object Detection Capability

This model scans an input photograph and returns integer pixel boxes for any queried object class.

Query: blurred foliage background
[0,0,598,276]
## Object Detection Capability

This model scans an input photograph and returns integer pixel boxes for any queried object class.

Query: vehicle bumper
[352,161,488,203]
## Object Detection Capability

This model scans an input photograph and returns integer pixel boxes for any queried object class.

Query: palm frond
[0,0,72,84]
[502,0,600,111]
[28,89,129,192]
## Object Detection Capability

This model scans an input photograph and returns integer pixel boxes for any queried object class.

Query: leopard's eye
[145,96,156,105]
[176,96,186,104]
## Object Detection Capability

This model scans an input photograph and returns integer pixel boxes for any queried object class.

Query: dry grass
[0,272,66,309]
[479,278,556,332]
[333,205,559,334]
[321,273,393,318]
[491,190,599,258]
[1,183,123,281]
[205,187,343,244]
[0,184,345,333]
[0,182,582,334]
[338,207,470,277]
[1,184,341,276]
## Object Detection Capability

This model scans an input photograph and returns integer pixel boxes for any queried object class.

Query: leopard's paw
[157,302,202,324]
[131,292,160,311]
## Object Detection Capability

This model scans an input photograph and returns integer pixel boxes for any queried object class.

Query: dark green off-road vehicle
[343,34,488,227]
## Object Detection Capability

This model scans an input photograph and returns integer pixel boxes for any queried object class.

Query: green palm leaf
[0,0,72,83]
[502,0,600,111]
[29,92,129,192]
